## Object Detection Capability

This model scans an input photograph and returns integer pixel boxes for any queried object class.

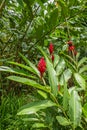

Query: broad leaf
[56,116,71,126]
[17,100,56,115]
[74,73,86,90]
[69,90,82,128]
[60,69,72,85]
[56,58,66,76]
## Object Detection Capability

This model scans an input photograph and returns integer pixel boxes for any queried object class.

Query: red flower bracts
[49,43,54,62]
[49,43,54,55]
[68,45,75,51]
[38,57,46,77]
[51,55,54,62]
[74,50,77,55]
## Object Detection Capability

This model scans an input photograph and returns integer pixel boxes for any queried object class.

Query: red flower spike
[51,55,54,62]
[58,84,60,91]
[49,43,54,54]
[68,45,75,51]
[38,57,46,77]
[67,41,73,45]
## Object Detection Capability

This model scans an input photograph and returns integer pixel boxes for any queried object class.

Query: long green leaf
[0,66,36,79]
[17,100,56,115]
[19,53,40,77]
[63,81,69,111]
[7,76,50,92]
[56,58,66,76]
[69,90,82,128]
[74,73,86,90]
[38,46,58,97]
[8,61,35,73]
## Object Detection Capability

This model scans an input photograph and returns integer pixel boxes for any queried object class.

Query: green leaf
[53,54,60,68]
[60,69,72,85]
[17,100,56,115]
[38,46,58,97]
[56,58,66,76]
[56,116,71,126]
[83,103,87,118]
[79,65,87,73]
[78,57,87,68]
[69,90,82,128]
[74,73,86,90]
[31,123,48,129]
[0,66,35,79]
[19,53,40,77]
[8,61,34,73]
[63,82,69,111]
[7,76,50,93]
[37,90,48,99]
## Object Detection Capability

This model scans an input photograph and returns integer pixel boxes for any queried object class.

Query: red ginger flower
[49,43,54,54]
[68,45,75,51]
[58,84,60,91]
[38,57,46,77]
[74,50,77,55]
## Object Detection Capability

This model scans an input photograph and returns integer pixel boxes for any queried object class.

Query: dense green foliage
[0,0,87,130]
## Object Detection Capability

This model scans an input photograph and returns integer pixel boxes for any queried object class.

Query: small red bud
[49,43,54,55]
[51,55,54,62]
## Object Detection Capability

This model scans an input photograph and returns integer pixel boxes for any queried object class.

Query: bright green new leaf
[69,90,82,128]
[56,116,71,126]
[74,73,86,90]
[17,100,56,115]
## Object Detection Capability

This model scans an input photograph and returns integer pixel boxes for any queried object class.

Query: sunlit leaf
[56,116,71,126]
[74,73,86,90]
[69,90,82,128]
[17,100,56,115]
